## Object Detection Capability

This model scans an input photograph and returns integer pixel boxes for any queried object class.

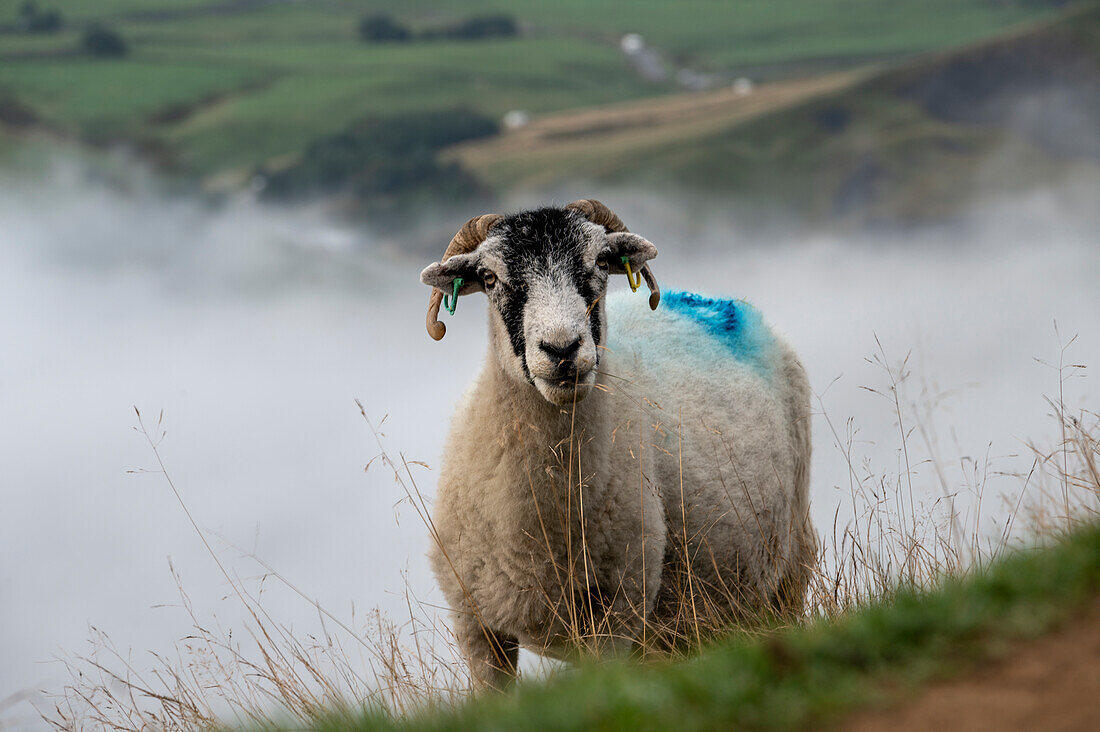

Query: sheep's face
[421,207,657,406]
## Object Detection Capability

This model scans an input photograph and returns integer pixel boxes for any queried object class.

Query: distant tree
[16,0,62,33]
[29,9,61,32]
[358,14,411,43]
[82,24,128,58]
[260,108,498,204]
[446,14,517,40]
[17,0,37,23]
[365,108,499,151]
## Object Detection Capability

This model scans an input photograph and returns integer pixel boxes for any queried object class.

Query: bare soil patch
[444,72,858,176]
[845,604,1100,732]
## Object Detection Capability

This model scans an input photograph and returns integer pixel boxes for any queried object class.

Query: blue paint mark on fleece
[663,290,775,376]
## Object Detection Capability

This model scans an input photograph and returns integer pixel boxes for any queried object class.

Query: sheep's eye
[481,270,497,288]
[595,254,610,270]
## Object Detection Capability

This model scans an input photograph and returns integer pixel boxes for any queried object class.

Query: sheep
[419,200,816,690]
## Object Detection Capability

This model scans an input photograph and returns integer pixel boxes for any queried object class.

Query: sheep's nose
[540,337,581,364]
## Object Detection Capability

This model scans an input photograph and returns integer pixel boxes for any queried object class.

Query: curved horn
[567,199,660,310]
[443,213,503,260]
[566,198,628,233]
[426,290,446,340]
[426,213,502,340]
[640,263,660,311]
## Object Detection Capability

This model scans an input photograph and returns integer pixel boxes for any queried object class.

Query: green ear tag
[444,277,463,315]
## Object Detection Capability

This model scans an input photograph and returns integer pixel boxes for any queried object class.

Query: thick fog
[1,156,1098,726]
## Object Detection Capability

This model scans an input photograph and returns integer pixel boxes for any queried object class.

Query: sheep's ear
[420,252,484,295]
[606,232,658,275]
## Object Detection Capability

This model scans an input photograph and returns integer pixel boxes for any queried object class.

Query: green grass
[0,59,261,131]
[0,0,1064,182]
[404,0,1054,69]
[302,523,1100,732]
[0,0,220,21]
[159,37,646,173]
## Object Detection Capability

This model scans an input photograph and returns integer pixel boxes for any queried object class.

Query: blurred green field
[452,2,1100,224]
[0,0,1066,184]
[401,0,1057,68]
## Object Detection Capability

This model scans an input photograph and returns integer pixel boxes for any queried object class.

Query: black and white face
[421,207,657,406]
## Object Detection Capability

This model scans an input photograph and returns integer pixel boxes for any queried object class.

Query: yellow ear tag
[621,256,641,293]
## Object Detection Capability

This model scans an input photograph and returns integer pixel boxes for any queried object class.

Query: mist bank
[1,155,1098,726]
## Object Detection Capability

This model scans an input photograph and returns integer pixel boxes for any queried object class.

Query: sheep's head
[420,199,659,406]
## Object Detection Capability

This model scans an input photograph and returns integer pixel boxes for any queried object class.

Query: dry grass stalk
[44,344,1098,730]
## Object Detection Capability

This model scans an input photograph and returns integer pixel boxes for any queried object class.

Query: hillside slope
[0,0,1070,183]
[295,523,1100,732]
[450,2,1100,224]
[845,603,1100,731]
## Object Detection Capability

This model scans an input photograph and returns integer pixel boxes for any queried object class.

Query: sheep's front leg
[454,612,519,692]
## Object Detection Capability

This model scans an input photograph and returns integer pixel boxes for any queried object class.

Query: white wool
[429,288,816,690]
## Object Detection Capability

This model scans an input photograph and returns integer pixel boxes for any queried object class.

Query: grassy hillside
[453,2,1100,223]
[0,0,1068,185]
[293,522,1100,732]
[630,2,1100,222]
